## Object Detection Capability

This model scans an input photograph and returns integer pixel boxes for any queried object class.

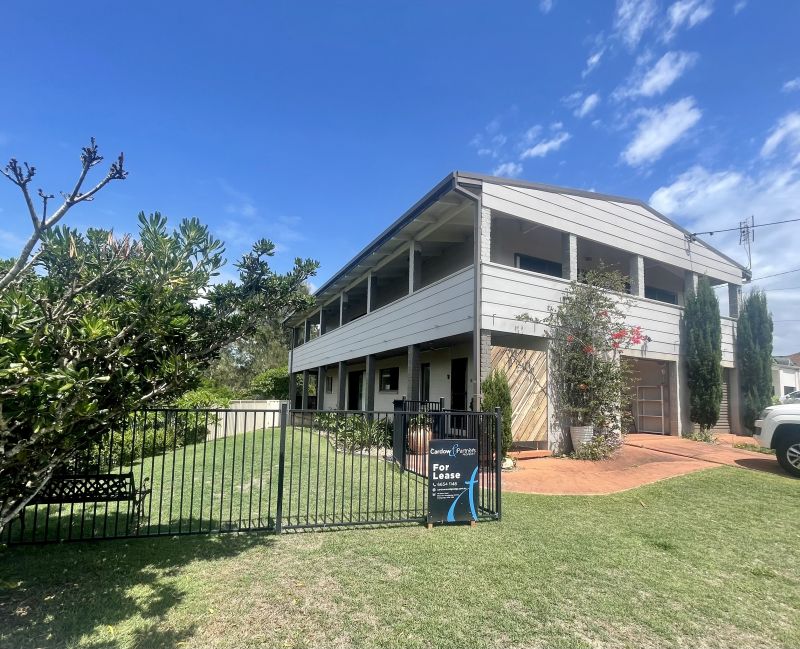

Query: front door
[348,370,364,410]
[450,358,468,410]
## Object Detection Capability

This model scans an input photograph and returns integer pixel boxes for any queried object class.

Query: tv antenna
[739,215,754,270]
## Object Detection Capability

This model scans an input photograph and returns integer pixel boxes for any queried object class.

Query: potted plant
[534,268,644,457]
[407,414,433,455]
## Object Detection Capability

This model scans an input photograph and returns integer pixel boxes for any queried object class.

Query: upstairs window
[515,253,563,278]
[645,286,678,305]
[379,367,399,392]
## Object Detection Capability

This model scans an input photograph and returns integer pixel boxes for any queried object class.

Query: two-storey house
[286,172,750,450]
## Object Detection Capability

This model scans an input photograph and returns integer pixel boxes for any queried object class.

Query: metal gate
[5,405,501,545]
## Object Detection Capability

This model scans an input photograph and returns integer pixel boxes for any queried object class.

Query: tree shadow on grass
[0,525,274,649]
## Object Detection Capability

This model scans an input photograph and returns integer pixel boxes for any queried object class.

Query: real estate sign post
[427,438,479,525]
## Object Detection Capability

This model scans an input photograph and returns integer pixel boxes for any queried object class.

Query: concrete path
[503,434,783,496]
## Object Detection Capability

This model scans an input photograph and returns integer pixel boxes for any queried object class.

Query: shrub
[314,412,392,450]
[249,366,290,399]
[572,428,624,460]
[90,387,232,469]
[737,291,773,431]
[482,369,513,456]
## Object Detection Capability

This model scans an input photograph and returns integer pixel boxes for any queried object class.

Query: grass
[1,466,799,648]
[8,426,429,543]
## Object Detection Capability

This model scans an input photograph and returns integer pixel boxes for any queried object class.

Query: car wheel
[776,438,800,477]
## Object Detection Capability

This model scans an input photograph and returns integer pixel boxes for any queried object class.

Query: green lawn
[1,467,798,648]
[8,426,429,543]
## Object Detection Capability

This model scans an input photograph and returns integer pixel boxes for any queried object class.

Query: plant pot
[407,425,432,455]
[570,425,595,453]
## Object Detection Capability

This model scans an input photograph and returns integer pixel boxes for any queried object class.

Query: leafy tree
[737,290,773,431]
[0,141,318,531]
[249,366,291,399]
[481,369,513,456]
[684,276,723,435]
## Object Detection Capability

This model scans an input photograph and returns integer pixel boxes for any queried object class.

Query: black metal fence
[5,405,501,545]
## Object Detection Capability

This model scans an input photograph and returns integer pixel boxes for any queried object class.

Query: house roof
[774,356,800,368]
[288,171,751,325]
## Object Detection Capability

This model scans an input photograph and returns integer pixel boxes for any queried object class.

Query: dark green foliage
[0,213,317,529]
[684,277,723,432]
[737,291,773,431]
[249,366,291,399]
[314,412,393,450]
[482,369,513,456]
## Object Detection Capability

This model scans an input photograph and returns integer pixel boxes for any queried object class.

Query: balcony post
[365,355,376,412]
[629,255,645,297]
[301,369,309,410]
[407,344,420,401]
[561,232,578,281]
[728,283,742,318]
[316,366,325,410]
[366,271,373,314]
[684,271,698,297]
[337,361,347,409]
[408,241,422,294]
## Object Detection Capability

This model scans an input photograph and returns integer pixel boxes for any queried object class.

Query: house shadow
[0,524,273,649]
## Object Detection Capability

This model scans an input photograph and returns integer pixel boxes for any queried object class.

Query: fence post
[275,403,288,533]
[494,406,502,521]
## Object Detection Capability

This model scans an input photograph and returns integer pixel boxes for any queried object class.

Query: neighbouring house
[772,356,800,399]
[285,172,750,449]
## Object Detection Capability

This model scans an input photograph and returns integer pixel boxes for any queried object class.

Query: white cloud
[650,163,800,353]
[664,0,714,41]
[760,112,800,162]
[617,51,698,99]
[782,77,800,93]
[521,131,571,159]
[493,161,523,178]
[574,93,601,118]
[614,0,658,50]
[471,118,508,158]
[582,49,605,77]
[733,0,747,14]
[622,97,702,166]
[539,0,553,14]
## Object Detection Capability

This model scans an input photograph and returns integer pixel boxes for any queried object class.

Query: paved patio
[503,433,784,496]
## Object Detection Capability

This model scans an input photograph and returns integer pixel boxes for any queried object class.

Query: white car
[780,390,800,404]
[754,403,800,477]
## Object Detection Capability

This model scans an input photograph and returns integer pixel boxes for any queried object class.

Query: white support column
[338,292,344,327]
[684,271,698,297]
[365,355,376,412]
[480,207,492,263]
[366,271,373,313]
[337,361,347,410]
[630,254,645,298]
[408,241,422,294]
[316,366,325,410]
[561,232,578,281]
[301,369,309,410]
[728,283,742,318]
[407,345,420,402]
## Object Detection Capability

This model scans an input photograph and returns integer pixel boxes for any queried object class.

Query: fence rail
[5,405,501,545]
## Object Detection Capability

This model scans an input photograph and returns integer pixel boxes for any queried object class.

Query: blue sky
[1,1,799,352]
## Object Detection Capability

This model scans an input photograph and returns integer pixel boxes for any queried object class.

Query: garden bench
[27,472,151,533]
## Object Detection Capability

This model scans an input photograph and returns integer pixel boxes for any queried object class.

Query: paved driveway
[504,434,784,495]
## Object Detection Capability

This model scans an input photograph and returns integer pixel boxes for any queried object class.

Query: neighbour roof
[773,356,800,368]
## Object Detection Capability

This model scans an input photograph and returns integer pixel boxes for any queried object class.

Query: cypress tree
[737,291,773,431]
[684,277,723,432]
[482,369,513,456]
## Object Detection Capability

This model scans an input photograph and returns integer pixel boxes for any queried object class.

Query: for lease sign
[427,438,479,524]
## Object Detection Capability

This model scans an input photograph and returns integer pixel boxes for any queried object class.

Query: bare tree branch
[0,139,127,292]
